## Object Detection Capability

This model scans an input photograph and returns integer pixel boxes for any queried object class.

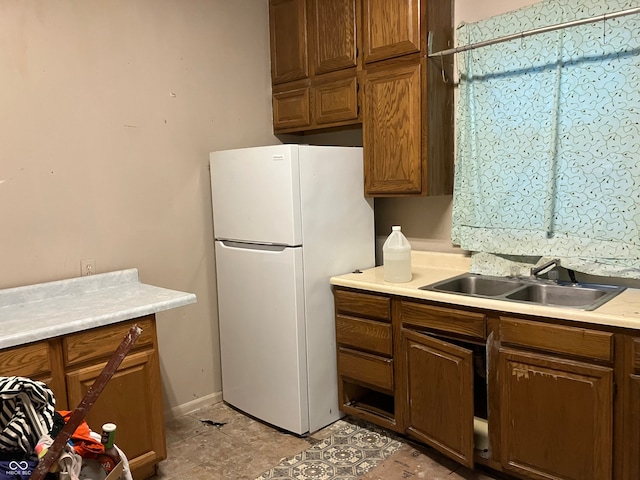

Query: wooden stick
[29,324,143,480]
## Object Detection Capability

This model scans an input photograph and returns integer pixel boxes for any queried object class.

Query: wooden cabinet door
[313,72,359,125]
[627,374,640,479]
[499,348,613,480]
[273,87,311,130]
[363,58,422,195]
[269,0,308,84]
[402,329,475,468]
[362,0,420,64]
[309,0,358,75]
[66,349,165,480]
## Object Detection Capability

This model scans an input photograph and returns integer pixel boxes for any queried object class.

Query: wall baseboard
[164,391,223,421]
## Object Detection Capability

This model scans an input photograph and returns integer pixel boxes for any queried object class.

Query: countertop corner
[0,269,197,349]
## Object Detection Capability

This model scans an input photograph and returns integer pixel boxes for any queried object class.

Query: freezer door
[214,240,309,434]
[210,145,302,245]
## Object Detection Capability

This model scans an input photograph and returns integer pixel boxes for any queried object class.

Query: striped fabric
[0,377,55,454]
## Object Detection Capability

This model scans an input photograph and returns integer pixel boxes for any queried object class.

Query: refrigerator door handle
[218,240,296,251]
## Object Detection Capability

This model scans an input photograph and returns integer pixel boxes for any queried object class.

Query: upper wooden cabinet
[270,0,361,133]
[361,0,453,196]
[362,0,421,63]
[269,0,309,85]
[268,0,454,197]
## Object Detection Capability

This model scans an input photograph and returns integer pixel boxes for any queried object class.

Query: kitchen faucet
[530,258,561,278]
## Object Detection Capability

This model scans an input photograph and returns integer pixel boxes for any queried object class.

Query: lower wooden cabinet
[333,286,635,480]
[0,316,165,480]
[499,348,613,480]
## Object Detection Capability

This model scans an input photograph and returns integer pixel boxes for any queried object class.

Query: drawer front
[338,347,393,392]
[0,341,52,378]
[400,301,486,341]
[335,289,391,321]
[500,316,613,362]
[634,337,640,371]
[64,317,155,367]
[336,315,392,356]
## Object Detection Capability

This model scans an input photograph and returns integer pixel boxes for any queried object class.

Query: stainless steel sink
[427,275,524,296]
[420,273,626,311]
[505,283,622,309]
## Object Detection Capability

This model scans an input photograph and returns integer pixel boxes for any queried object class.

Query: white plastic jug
[382,225,412,283]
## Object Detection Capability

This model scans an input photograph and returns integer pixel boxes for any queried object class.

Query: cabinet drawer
[0,341,53,378]
[400,301,486,341]
[500,317,613,363]
[338,347,393,392]
[63,317,155,367]
[336,315,392,356]
[334,289,391,321]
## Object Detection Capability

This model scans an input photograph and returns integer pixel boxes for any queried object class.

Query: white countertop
[331,251,640,331]
[0,269,197,349]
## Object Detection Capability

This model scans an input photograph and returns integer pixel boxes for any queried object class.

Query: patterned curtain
[452,0,640,278]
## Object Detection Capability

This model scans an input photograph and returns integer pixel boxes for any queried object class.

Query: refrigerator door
[210,145,302,246]
[214,240,309,434]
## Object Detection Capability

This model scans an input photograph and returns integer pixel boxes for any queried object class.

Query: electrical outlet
[81,258,96,276]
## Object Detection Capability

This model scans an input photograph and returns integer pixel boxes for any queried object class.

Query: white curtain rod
[428,6,640,58]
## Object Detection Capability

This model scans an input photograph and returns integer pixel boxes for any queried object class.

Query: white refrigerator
[210,144,374,435]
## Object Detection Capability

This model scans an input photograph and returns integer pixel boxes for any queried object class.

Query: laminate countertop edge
[0,268,197,349]
[331,251,640,331]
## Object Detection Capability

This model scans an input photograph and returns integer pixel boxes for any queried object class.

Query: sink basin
[505,283,622,309]
[422,274,523,296]
[420,273,626,311]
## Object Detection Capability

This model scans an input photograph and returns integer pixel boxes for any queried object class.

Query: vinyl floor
[148,401,501,480]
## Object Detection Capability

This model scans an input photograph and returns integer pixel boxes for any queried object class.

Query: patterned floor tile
[254,419,402,480]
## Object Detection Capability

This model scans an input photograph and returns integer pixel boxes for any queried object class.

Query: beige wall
[0,0,542,415]
[0,0,277,414]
